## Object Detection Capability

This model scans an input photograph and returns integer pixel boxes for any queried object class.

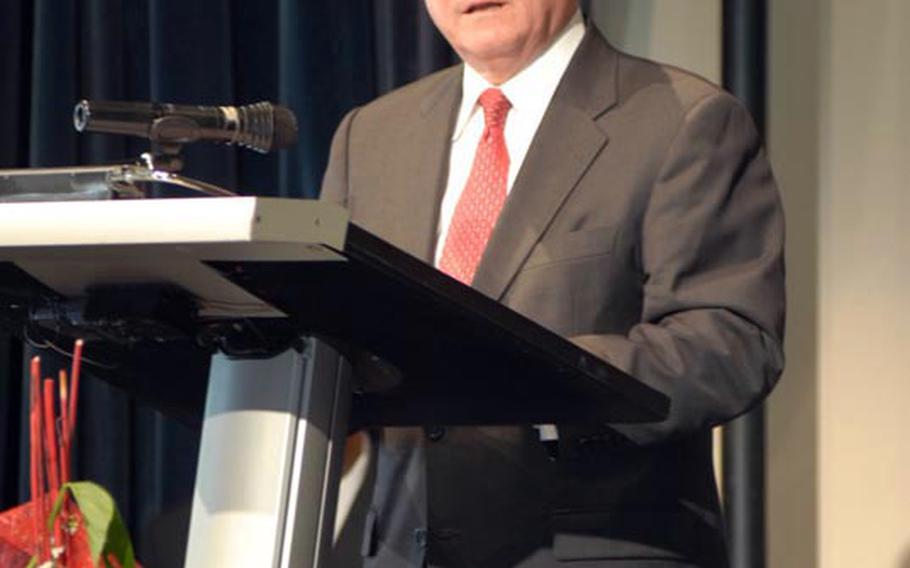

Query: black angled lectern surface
[0,197,668,568]
[211,222,668,428]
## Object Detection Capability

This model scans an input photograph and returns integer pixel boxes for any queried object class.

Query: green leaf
[47,481,136,568]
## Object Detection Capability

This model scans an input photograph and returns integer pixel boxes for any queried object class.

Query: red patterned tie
[439,88,512,284]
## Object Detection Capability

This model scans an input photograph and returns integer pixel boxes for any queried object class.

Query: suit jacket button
[427,426,445,442]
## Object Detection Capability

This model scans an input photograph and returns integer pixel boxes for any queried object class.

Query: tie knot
[478,88,511,130]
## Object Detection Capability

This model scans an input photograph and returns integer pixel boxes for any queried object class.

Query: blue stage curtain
[0,1,455,565]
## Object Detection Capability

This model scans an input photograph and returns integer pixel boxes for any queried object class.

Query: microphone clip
[141,141,185,174]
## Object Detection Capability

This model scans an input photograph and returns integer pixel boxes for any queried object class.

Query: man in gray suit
[321,1,785,566]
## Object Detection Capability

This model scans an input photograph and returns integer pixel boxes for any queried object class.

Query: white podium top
[0,197,349,317]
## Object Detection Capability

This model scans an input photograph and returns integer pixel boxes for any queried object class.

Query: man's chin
[456,32,523,64]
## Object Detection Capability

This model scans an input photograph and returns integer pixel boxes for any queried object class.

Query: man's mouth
[464,1,506,14]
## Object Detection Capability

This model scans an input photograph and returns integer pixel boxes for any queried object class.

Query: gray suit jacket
[321,24,784,568]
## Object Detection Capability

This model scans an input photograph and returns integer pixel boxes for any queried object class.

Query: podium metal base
[186,338,351,568]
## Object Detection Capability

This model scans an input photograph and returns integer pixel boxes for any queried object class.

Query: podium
[0,197,669,567]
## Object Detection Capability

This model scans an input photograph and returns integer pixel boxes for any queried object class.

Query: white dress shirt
[435,11,585,442]
[433,10,586,265]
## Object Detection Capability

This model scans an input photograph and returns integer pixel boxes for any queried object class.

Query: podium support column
[186,338,351,568]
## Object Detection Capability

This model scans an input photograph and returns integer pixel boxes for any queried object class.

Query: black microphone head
[233,102,299,153]
[272,105,298,151]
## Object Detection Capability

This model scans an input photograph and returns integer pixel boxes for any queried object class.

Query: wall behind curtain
[0,1,455,565]
[587,0,721,83]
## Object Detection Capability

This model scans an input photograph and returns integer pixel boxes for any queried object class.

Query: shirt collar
[452,9,586,141]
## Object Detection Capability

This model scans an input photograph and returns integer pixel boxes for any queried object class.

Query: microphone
[73,100,298,153]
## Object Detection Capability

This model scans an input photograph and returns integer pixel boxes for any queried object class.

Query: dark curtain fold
[0,1,455,565]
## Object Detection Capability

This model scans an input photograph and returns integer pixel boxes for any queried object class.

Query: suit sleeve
[319,108,360,206]
[572,92,786,445]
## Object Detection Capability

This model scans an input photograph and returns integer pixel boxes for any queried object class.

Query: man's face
[425,0,579,83]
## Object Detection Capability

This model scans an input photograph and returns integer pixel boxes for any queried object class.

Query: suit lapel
[394,69,462,263]
[471,28,620,300]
